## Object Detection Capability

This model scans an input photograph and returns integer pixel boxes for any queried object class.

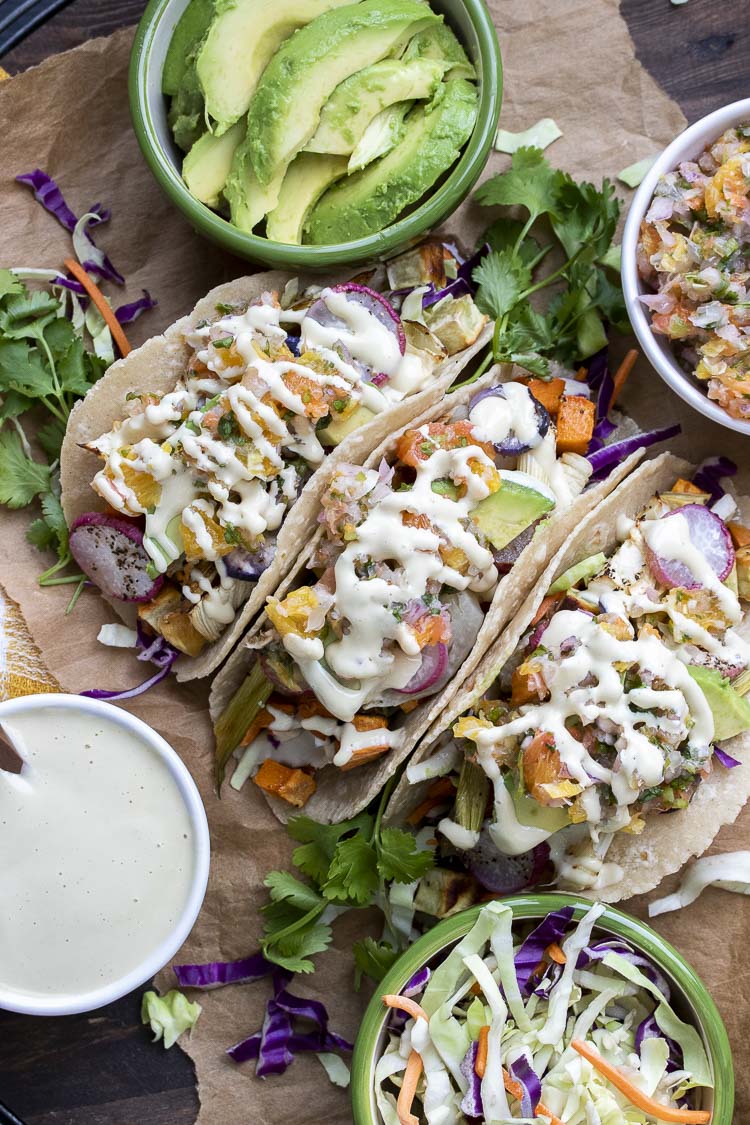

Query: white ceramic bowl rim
[0,693,210,1017]
[621,96,750,437]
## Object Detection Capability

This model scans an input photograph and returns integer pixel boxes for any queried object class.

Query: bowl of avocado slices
[128,0,502,267]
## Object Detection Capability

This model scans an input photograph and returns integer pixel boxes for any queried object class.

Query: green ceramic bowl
[351,893,733,1123]
[128,0,502,270]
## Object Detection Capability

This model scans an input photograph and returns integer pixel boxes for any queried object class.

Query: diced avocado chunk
[471,478,554,552]
[224,151,285,234]
[402,22,476,80]
[422,292,488,355]
[305,57,445,156]
[246,0,439,185]
[688,665,750,741]
[548,553,607,594]
[163,0,214,96]
[266,153,349,245]
[348,102,411,172]
[182,121,245,207]
[306,79,477,244]
[510,778,569,833]
[318,403,376,446]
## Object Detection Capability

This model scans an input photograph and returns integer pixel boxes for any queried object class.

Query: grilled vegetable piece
[69,513,162,603]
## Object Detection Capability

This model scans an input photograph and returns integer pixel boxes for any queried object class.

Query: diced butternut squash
[137,587,207,658]
[339,714,391,772]
[523,731,567,806]
[406,777,457,825]
[240,707,272,747]
[673,477,707,496]
[728,522,750,549]
[555,395,596,455]
[252,759,316,807]
[524,377,565,417]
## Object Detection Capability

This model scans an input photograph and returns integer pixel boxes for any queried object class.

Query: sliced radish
[308,283,406,355]
[466,826,549,893]
[396,642,448,695]
[645,504,735,589]
[69,513,162,603]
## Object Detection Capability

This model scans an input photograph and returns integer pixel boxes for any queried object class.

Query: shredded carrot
[546,942,567,965]
[571,1040,710,1123]
[406,777,456,825]
[63,257,132,357]
[397,1049,423,1125]
[609,348,639,410]
[474,1025,490,1077]
[382,994,428,1023]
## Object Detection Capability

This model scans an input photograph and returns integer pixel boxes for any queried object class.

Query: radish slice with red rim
[307,283,406,355]
[645,504,735,589]
[466,826,549,893]
[69,513,163,603]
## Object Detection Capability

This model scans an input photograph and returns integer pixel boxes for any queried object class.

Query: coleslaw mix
[637,124,750,422]
[408,472,750,897]
[220,370,604,806]
[80,247,488,658]
[376,901,713,1124]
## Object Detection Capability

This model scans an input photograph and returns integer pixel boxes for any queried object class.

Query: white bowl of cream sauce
[0,694,210,1015]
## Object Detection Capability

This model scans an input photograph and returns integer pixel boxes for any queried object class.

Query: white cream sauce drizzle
[468,383,543,450]
[242,704,405,773]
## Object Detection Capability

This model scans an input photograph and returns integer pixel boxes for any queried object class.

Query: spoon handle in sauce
[0,1101,27,1125]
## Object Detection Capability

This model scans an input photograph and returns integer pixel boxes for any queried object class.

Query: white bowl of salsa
[622,97,750,437]
[0,694,210,1016]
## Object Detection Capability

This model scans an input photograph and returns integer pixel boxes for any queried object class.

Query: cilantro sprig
[261,783,433,978]
[0,269,109,600]
[472,146,627,375]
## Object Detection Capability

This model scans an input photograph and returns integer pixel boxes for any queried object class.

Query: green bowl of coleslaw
[351,893,733,1124]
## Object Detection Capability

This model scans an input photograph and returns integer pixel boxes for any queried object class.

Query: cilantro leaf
[377,828,434,884]
[473,249,531,320]
[483,218,548,268]
[264,870,324,913]
[27,517,57,551]
[288,811,373,886]
[323,836,379,905]
[353,938,399,988]
[551,176,620,260]
[0,270,23,301]
[0,339,56,399]
[263,920,333,975]
[0,290,60,342]
[0,430,51,507]
[0,389,34,422]
[475,147,564,223]
[37,417,68,461]
[40,491,68,551]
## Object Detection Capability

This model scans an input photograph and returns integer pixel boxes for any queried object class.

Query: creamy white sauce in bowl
[0,694,210,1016]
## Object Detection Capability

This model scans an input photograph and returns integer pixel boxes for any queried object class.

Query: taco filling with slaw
[404,473,750,902]
[69,257,488,660]
[216,369,612,808]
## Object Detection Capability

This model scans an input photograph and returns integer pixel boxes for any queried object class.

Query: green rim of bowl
[128,0,502,269]
[351,893,734,1124]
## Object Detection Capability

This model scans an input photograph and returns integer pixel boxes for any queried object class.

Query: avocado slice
[510,778,569,834]
[183,121,245,207]
[402,22,476,81]
[224,150,286,234]
[196,0,353,136]
[471,474,555,552]
[246,0,439,185]
[688,665,750,741]
[266,153,349,245]
[348,102,410,172]
[548,553,608,594]
[305,57,445,156]
[306,78,477,244]
[163,0,214,96]
[319,403,376,446]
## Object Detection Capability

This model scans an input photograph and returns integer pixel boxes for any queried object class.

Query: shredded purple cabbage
[81,629,179,701]
[580,940,671,1001]
[459,1041,484,1117]
[53,275,88,296]
[509,1054,542,1116]
[693,457,738,505]
[16,169,79,230]
[421,243,489,308]
[174,953,274,990]
[403,966,431,996]
[115,290,158,324]
[587,423,681,480]
[714,745,741,769]
[515,907,574,995]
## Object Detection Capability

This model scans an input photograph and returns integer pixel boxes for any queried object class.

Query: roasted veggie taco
[60,246,492,681]
[209,353,653,822]
[384,453,750,910]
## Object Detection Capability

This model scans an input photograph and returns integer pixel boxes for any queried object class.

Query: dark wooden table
[0,1,748,1122]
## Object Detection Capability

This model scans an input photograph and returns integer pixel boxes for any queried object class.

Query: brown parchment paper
[1,7,749,1122]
